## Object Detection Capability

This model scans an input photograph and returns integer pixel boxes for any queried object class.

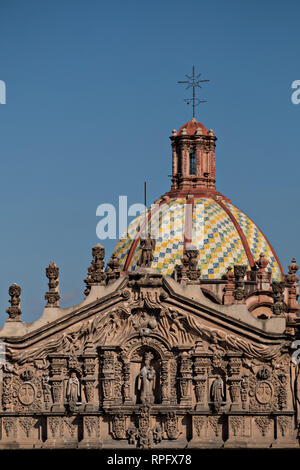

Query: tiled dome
[111,197,283,281]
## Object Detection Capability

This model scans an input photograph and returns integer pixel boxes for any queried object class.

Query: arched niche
[121,335,173,405]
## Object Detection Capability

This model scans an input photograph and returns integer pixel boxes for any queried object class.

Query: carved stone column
[100,347,118,407]
[122,356,133,404]
[82,342,97,411]
[193,355,210,410]
[160,359,169,405]
[240,374,249,411]
[223,267,235,305]
[178,351,192,405]
[49,354,67,412]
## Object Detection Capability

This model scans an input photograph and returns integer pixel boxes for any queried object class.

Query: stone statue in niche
[211,375,224,411]
[138,352,156,404]
[66,371,81,406]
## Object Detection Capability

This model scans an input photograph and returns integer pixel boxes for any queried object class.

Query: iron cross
[178,66,210,118]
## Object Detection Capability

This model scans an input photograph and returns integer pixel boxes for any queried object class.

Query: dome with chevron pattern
[111,196,283,281]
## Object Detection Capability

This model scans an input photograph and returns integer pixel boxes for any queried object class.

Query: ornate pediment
[6,273,288,366]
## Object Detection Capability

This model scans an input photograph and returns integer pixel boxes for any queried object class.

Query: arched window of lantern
[189,147,196,175]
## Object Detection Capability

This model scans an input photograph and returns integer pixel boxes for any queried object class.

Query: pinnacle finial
[84,244,106,296]
[6,283,22,322]
[45,261,60,307]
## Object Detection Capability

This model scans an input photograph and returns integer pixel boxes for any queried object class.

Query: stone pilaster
[178,351,192,405]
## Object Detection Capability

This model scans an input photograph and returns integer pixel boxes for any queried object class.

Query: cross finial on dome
[178,66,210,118]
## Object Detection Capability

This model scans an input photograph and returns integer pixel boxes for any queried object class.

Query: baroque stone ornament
[1,115,300,451]
[231,416,243,437]
[193,416,206,437]
[112,413,127,439]
[164,412,181,440]
[174,245,201,283]
[107,254,120,282]
[233,265,247,302]
[84,243,106,295]
[255,416,271,436]
[272,281,286,315]
[19,417,36,438]
[6,283,22,321]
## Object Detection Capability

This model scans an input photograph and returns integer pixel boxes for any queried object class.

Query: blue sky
[0,0,299,324]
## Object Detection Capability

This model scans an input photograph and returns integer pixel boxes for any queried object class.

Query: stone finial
[172,129,177,136]
[45,261,60,307]
[255,253,271,291]
[256,253,269,271]
[84,244,106,296]
[287,258,299,278]
[6,283,22,322]
[272,281,286,316]
[174,245,201,283]
[225,266,234,282]
[285,258,299,312]
[107,253,121,283]
[233,265,247,303]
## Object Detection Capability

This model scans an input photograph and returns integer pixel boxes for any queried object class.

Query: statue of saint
[138,352,156,404]
[66,371,81,403]
[138,235,156,268]
[211,375,224,403]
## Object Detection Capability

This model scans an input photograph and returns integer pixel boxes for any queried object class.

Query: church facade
[0,117,299,449]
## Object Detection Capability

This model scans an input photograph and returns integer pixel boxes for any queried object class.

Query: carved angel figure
[138,352,156,404]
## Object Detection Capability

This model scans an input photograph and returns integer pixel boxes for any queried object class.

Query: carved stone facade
[0,117,299,449]
[0,267,299,448]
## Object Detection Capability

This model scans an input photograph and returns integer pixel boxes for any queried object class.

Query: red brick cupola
[166,117,219,198]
